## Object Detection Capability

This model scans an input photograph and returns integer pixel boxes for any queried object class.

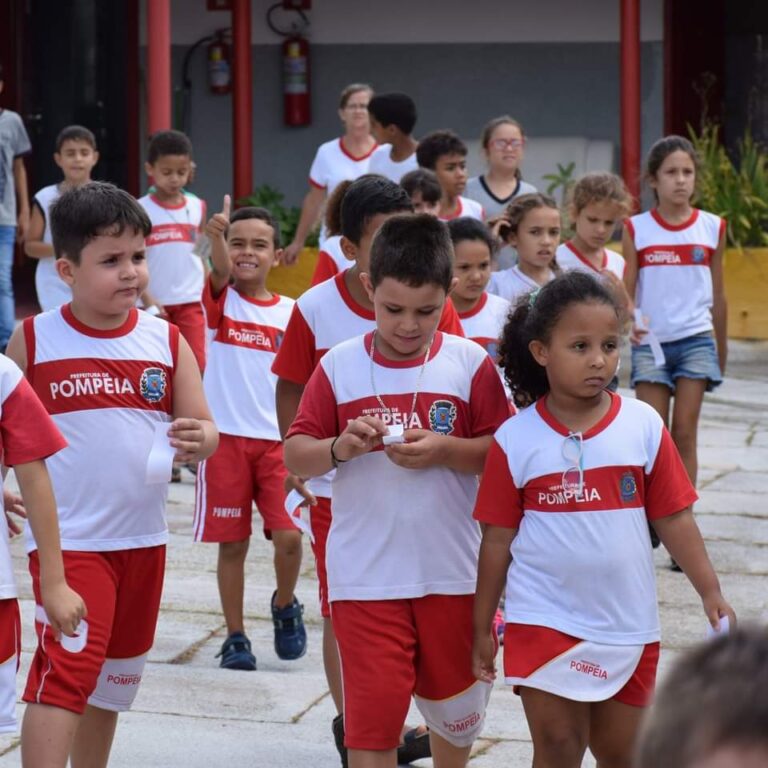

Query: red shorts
[23,546,165,715]
[503,624,660,707]
[309,496,332,618]
[193,434,291,542]
[0,599,21,734]
[332,595,478,750]
[164,301,206,372]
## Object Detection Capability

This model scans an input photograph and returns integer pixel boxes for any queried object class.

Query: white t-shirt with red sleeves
[0,356,67,599]
[202,278,294,440]
[23,306,179,553]
[310,235,349,287]
[556,241,626,280]
[272,271,466,497]
[139,193,207,306]
[367,145,419,182]
[309,137,378,196]
[626,208,725,343]
[488,265,553,306]
[474,393,698,645]
[439,196,485,222]
[287,331,510,602]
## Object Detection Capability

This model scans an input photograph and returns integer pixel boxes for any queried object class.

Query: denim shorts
[630,332,723,392]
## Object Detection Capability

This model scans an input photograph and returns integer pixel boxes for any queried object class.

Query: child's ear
[144,161,155,178]
[340,236,358,262]
[56,257,76,286]
[359,272,375,302]
[53,152,63,170]
[92,150,100,165]
[528,339,548,367]
[448,276,459,294]
[272,247,284,267]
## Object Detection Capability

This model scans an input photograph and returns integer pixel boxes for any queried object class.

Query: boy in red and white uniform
[7,182,217,767]
[416,130,485,222]
[273,176,464,762]
[0,355,83,736]
[194,196,305,671]
[139,130,208,371]
[284,213,509,766]
[367,92,419,183]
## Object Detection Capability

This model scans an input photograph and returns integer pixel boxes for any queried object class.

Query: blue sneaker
[216,631,256,671]
[271,592,307,660]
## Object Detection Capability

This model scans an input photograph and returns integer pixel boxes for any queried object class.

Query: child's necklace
[368,330,433,424]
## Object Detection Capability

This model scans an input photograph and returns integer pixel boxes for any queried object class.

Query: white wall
[148,0,663,45]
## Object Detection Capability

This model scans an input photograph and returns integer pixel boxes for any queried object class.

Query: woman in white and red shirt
[283,84,377,264]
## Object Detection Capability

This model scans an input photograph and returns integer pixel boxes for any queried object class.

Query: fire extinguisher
[283,34,311,126]
[207,32,231,95]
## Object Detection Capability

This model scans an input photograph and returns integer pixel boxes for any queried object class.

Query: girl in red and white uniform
[623,136,727,555]
[488,194,560,306]
[283,84,377,264]
[472,271,735,767]
[310,180,353,287]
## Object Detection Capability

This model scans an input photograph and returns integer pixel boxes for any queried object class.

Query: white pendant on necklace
[382,424,406,445]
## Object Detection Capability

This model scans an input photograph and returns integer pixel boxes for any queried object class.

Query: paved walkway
[1,341,766,767]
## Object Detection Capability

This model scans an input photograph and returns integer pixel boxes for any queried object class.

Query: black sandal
[397,728,431,764]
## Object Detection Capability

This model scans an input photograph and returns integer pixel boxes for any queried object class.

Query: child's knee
[533,724,588,762]
[272,529,302,556]
[219,539,249,561]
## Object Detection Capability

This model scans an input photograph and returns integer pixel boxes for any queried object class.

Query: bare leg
[323,616,344,713]
[271,529,303,608]
[669,378,708,487]
[21,703,80,768]
[217,539,249,635]
[70,705,119,768]
[348,748,397,768]
[520,688,590,768]
[635,382,672,427]
[430,730,472,768]
[589,698,645,768]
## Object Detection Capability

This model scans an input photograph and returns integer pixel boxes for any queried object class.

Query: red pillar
[620,0,642,205]
[232,0,253,202]
[146,0,172,135]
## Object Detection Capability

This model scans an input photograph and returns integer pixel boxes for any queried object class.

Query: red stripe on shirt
[637,243,713,268]
[32,358,174,415]
[146,223,198,246]
[214,316,283,353]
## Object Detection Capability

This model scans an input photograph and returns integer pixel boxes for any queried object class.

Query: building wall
[139,1,664,208]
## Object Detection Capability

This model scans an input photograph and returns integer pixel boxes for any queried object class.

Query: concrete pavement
[1,340,767,767]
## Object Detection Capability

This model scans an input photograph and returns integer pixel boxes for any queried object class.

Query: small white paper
[706,614,730,639]
[34,606,89,654]
[146,421,176,485]
[634,309,666,366]
[382,424,405,445]
[284,489,315,543]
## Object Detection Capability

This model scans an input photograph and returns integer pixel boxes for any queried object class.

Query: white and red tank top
[23,306,179,552]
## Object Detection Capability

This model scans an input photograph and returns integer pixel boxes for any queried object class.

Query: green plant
[689,123,768,248]
[237,184,319,248]
[543,161,576,209]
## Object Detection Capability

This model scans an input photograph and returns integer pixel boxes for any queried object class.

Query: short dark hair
[340,174,413,245]
[229,206,281,248]
[416,130,467,170]
[51,182,152,264]
[498,271,620,408]
[367,92,417,135]
[369,214,453,293]
[325,179,354,237]
[55,125,97,152]
[400,169,441,205]
[147,129,193,164]
[636,627,768,768]
[447,218,499,258]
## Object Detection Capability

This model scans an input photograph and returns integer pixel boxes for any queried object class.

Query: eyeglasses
[344,103,369,111]
[490,138,525,150]
[561,432,584,496]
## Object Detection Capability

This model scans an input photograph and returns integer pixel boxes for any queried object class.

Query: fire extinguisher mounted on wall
[267,2,312,126]
[207,30,232,94]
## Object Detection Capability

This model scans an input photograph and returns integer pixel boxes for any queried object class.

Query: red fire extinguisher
[207,32,231,94]
[283,35,311,126]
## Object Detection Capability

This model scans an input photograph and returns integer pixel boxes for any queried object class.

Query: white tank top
[32,184,72,311]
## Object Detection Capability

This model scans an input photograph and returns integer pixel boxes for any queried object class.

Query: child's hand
[703,591,737,633]
[472,631,497,683]
[168,418,206,463]
[206,195,230,241]
[630,314,651,345]
[384,429,445,470]
[285,473,317,506]
[333,417,388,462]
[3,489,26,537]
[41,582,87,639]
